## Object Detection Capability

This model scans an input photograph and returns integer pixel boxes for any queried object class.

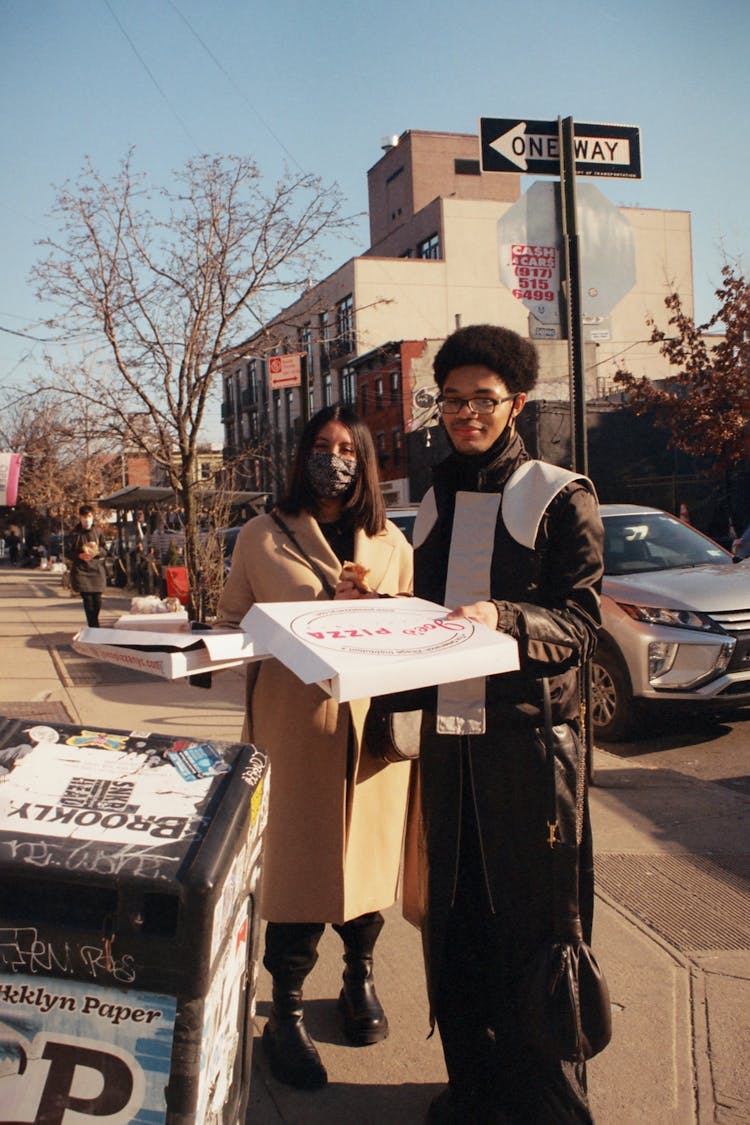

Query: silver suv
[593,505,750,740]
[390,501,750,741]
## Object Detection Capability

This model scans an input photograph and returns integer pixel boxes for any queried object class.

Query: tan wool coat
[216,510,414,924]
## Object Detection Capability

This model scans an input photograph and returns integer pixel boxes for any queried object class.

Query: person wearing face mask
[66,504,107,627]
[216,404,413,1092]
[405,325,605,1124]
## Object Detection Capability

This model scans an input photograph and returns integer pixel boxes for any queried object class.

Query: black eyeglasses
[436,394,516,415]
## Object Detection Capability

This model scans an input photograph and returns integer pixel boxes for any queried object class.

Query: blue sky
[2,0,748,442]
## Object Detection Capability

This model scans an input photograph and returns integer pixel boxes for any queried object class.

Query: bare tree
[32,151,350,616]
[0,391,119,536]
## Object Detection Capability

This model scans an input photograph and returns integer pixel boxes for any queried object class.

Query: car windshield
[603,513,731,575]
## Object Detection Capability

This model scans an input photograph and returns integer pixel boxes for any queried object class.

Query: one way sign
[480,118,642,179]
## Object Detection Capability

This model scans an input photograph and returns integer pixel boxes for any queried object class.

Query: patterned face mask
[305,452,358,499]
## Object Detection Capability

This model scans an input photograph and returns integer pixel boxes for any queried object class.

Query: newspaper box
[0,716,269,1125]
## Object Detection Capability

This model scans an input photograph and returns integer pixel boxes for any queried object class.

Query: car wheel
[591,645,636,742]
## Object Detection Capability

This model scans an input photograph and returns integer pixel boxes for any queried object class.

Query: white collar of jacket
[415,461,594,735]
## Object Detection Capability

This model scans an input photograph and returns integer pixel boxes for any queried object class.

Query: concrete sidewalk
[1,566,748,1123]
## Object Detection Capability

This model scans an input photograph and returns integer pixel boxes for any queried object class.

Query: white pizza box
[241,597,519,702]
[114,610,190,632]
[72,625,266,680]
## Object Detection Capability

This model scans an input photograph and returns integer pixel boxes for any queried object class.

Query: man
[66,504,107,627]
[409,325,604,1123]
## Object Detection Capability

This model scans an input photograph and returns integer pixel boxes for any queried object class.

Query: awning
[96,486,270,512]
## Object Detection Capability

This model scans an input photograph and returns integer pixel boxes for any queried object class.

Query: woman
[217,404,413,1091]
[66,504,107,627]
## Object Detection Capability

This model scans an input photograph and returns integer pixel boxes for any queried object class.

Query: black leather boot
[337,954,389,1045]
[262,986,327,1090]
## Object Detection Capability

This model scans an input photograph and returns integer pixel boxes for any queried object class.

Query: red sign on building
[268,354,303,389]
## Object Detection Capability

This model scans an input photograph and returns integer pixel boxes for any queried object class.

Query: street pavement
[1,566,748,1124]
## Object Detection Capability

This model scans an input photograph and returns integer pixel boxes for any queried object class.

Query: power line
[0,324,56,342]
[103,0,202,152]
[167,0,305,171]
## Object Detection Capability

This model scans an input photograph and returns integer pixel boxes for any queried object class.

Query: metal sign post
[481,113,641,475]
[558,116,587,477]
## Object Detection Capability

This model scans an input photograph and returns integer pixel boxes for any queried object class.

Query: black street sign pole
[558,116,594,783]
[558,115,587,477]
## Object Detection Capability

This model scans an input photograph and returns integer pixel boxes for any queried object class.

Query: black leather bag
[364,696,422,763]
[518,677,612,1063]
[520,932,611,1062]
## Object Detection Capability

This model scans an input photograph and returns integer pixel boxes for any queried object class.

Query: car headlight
[618,603,722,633]
[648,641,678,679]
[647,638,735,688]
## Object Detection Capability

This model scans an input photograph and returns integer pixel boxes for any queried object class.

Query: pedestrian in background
[5,527,20,565]
[406,325,605,1123]
[66,504,107,627]
[217,404,413,1092]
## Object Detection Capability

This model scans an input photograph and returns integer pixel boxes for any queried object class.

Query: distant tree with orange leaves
[614,264,749,473]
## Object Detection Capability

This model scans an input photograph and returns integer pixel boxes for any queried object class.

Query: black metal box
[0,717,269,1124]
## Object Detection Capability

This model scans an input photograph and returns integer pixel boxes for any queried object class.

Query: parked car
[732,522,750,562]
[386,500,750,741]
[218,525,241,571]
[386,506,418,542]
[594,504,750,740]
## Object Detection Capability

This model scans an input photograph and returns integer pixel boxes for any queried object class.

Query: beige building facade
[222,129,694,496]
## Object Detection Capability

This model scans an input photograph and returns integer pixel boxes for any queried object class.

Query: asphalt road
[596,702,750,795]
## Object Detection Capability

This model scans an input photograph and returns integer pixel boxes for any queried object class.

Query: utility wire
[167,0,305,172]
[103,0,202,151]
[0,324,57,342]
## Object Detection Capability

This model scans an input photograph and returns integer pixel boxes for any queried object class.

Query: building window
[454,158,480,176]
[392,428,403,467]
[418,233,440,260]
[318,310,330,372]
[336,294,354,355]
[247,359,259,404]
[299,323,313,375]
[323,371,332,407]
[360,385,368,416]
[390,369,400,404]
[234,373,243,420]
[376,431,388,468]
[341,366,356,405]
[375,377,384,410]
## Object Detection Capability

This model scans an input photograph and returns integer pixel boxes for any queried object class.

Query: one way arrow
[489,121,559,171]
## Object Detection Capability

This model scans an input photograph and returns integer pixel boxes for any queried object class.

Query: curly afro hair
[433,324,538,395]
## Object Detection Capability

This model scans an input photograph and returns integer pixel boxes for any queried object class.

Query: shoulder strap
[270,510,337,599]
[542,677,584,943]
[502,460,594,550]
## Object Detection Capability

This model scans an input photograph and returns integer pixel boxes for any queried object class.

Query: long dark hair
[277,404,386,535]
